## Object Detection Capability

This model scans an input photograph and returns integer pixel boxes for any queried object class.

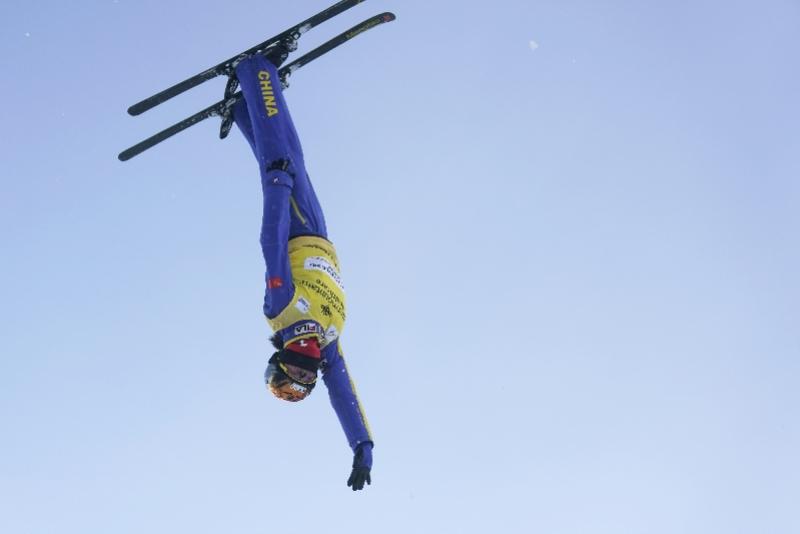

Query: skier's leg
[289,172,328,239]
[232,99,257,155]
[234,55,328,239]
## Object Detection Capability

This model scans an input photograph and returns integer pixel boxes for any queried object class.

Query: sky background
[1,1,799,533]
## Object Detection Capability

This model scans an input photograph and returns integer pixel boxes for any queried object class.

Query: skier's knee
[262,166,294,189]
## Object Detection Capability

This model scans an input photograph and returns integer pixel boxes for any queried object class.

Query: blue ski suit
[232,55,373,458]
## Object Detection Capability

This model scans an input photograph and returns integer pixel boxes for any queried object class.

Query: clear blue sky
[1,1,798,533]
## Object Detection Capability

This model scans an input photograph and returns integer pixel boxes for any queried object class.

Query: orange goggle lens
[268,379,311,402]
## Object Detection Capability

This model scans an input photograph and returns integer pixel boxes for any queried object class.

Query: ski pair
[120,3,395,161]
[128,0,366,116]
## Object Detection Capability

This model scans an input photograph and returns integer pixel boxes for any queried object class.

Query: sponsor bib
[266,236,346,347]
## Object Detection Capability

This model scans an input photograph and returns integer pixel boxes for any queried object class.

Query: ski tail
[119,12,395,162]
[126,68,219,118]
[126,0,367,116]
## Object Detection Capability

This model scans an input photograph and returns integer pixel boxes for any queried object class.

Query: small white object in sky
[529,40,539,52]
[24,32,31,37]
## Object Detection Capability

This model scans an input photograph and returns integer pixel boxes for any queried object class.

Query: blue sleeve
[321,340,373,452]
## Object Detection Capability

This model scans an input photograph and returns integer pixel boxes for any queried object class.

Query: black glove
[347,442,373,491]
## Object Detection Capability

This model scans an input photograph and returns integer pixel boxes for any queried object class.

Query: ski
[127,0,367,116]
[119,12,395,162]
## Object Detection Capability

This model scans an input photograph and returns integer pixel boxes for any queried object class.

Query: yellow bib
[266,236,346,348]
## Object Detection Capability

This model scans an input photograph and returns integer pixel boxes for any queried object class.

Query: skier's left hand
[347,442,372,491]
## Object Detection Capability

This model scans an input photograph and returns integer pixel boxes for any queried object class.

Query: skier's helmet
[265,337,321,402]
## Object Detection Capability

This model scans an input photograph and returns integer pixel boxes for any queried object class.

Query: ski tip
[128,100,154,116]
[118,149,134,162]
[382,12,396,22]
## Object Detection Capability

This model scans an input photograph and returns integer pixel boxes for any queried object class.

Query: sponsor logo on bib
[325,325,339,343]
[294,322,322,336]
[304,256,344,291]
[295,297,311,314]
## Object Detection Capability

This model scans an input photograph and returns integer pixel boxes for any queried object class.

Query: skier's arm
[322,340,373,442]
[321,340,373,490]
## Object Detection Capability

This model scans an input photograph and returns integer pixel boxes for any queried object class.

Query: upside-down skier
[229,45,373,491]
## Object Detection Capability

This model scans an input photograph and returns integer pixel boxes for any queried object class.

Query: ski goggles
[265,352,319,402]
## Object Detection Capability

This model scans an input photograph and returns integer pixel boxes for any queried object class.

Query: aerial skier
[119,1,394,492]
[230,44,373,491]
